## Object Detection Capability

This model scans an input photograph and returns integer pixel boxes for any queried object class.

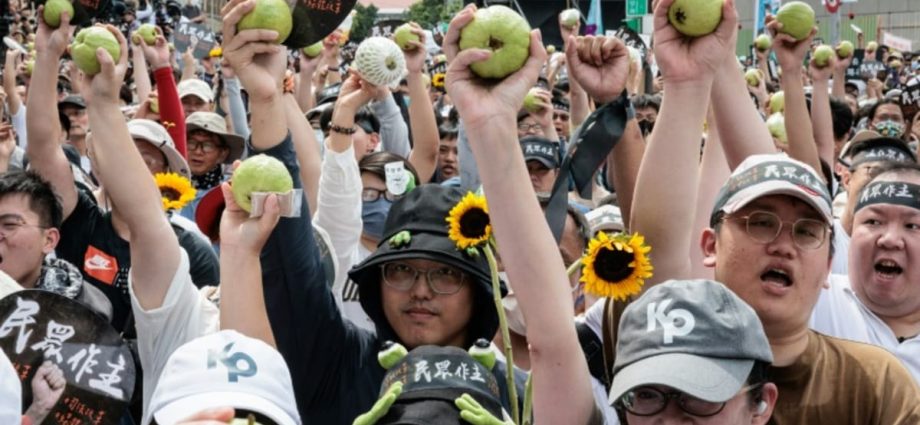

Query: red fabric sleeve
[154,67,187,157]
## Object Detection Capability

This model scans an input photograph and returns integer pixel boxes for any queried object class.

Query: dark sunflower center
[459,208,489,238]
[594,247,635,282]
[161,188,181,201]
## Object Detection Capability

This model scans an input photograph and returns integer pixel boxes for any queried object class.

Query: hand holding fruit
[565,35,629,104]
[138,26,171,70]
[443,4,546,126]
[809,45,836,82]
[765,15,815,76]
[221,0,288,102]
[34,4,73,60]
[559,10,580,49]
[524,87,553,128]
[221,159,284,254]
[652,0,737,85]
[298,48,322,77]
[335,71,376,113]
[77,25,128,105]
[397,23,427,74]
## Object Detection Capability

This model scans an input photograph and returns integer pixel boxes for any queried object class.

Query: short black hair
[866,161,920,185]
[0,171,64,229]
[438,124,458,141]
[631,94,661,112]
[359,151,420,185]
[867,98,904,123]
[829,97,854,141]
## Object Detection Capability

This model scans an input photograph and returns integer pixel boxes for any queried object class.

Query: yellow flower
[446,192,492,249]
[580,232,653,301]
[209,47,223,58]
[432,73,446,89]
[155,172,197,212]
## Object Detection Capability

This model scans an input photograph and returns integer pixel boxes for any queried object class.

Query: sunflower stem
[522,373,534,425]
[484,244,520,425]
[566,258,583,277]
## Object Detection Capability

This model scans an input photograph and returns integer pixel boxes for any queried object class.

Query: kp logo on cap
[646,299,695,344]
[208,342,258,382]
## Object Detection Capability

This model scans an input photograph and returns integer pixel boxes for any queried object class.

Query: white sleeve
[11,105,27,150]
[130,249,220,424]
[583,298,606,341]
[312,142,363,281]
[809,274,870,343]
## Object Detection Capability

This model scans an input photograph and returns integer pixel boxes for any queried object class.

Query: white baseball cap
[147,330,301,425]
[128,119,192,179]
[178,79,214,103]
[0,349,20,424]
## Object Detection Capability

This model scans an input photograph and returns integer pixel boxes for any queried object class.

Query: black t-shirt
[56,191,220,332]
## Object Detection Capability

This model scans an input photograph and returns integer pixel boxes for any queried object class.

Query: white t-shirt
[130,249,220,425]
[810,274,920,384]
[830,219,850,275]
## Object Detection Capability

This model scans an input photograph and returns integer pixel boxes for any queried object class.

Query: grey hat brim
[187,123,246,163]
[608,353,754,406]
[524,156,557,169]
[718,183,833,224]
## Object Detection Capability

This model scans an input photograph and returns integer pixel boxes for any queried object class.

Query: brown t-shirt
[770,331,920,424]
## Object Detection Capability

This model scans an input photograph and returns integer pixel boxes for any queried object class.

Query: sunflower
[432,73,446,89]
[155,172,197,212]
[446,192,492,249]
[580,232,653,301]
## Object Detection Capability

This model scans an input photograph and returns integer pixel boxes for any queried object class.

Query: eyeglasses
[381,262,467,295]
[517,123,542,133]
[553,112,570,122]
[188,140,223,153]
[723,211,829,250]
[619,384,763,417]
[0,216,48,238]
[362,188,401,203]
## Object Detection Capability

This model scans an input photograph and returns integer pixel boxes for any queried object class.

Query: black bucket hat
[348,185,506,346]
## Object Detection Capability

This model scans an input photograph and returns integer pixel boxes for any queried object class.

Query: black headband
[849,147,915,170]
[855,181,920,213]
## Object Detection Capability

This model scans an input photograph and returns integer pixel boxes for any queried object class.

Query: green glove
[455,393,513,425]
[352,382,404,425]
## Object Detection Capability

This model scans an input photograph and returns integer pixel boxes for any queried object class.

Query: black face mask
[638,119,655,137]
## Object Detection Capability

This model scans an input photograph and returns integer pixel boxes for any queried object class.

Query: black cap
[58,95,86,110]
[520,136,559,169]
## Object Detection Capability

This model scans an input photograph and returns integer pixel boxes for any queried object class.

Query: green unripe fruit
[236,0,293,44]
[42,0,74,28]
[667,0,724,37]
[775,1,815,41]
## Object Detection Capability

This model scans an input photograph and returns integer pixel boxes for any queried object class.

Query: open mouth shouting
[760,265,793,294]
[874,258,904,279]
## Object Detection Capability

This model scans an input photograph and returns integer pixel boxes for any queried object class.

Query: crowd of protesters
[2,0,920,423]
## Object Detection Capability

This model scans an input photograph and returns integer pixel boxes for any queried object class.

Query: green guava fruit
[236,0,293,44]
[546,44,556,54]
[25,59,34,76]
[744,69,762,87]
[458,5,532,80]
[560,8,579,29]
[836,40,854,58]
[755,34,772,52]
[812,44,834,68]
[522,88,542,113]
[302,41,322,58]
[667,0,724,37]
[766,113,787,145]
[71,27,121,76]
[775,1,815,41]
[394,23,420,51]
[43,0,73,28]
[231,154,294,213]
[769,91,784,115]
[149,97,159,114]
[134,23,157,45]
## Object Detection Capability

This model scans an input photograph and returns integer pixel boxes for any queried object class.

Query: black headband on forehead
[855,181,920,213]
[849,147,916,170]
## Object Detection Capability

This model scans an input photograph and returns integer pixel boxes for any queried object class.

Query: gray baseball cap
[608,279,773,405]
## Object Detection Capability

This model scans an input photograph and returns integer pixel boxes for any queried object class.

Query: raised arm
[402,24,440,184]
[218,179,281,347]
[132,41,152,104]
[831,48,852,98]
[809,46,837,167]
[295,52,321,113]
[26,7,77,219]
[284,91,321,213]
[631,0,737,285]
[2,51,22,116]
[561,19,590,128]
[710,27,774,169]
[84,25,181,310]
[444,7,594,423]
[141,29,188,156]
[770,21,822,178]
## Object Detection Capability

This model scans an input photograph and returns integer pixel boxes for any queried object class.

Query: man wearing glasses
[179,111,244,219]
[609,279,777,424]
